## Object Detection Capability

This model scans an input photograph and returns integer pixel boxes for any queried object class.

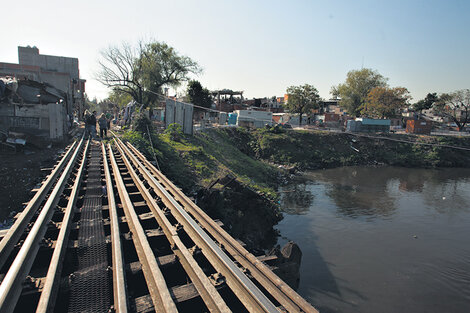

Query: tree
[412,92,438,113]
[332,68,388,116]
[433,89,470,131]
[186,80,212,110]
[107,88,133,108]
[84,93,98,113]
[97,40,200,107]
[362,87,411,119]
[285,84,321,125]
[139,42,200,105]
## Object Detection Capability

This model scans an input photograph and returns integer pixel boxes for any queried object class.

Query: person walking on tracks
[98,113,108,138]
[85,110,97,139]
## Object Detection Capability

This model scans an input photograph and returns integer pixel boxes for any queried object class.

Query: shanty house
[235,110,272,128]
[347,118,391,133]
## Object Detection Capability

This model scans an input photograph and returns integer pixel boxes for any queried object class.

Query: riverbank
[122,126,283,250]
[228,127,470,169]
[122,125,470,250]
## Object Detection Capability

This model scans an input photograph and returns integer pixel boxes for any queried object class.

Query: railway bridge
[0,135,318,313]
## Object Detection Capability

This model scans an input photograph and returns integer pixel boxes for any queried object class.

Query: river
[277,166,470,313]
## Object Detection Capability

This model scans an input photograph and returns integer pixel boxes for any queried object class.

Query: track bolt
[174,223,183,233]
[41,238,53,248]
[242,268,252,278]
[209,273,226,286]
[22,276,38,290]
[189,245,201,256]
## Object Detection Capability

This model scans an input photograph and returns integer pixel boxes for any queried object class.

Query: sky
[2,0,469,102]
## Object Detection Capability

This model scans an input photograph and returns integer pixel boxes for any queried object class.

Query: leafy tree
[332,68,388,116]
[139,42,200,105]
[433,89,470,131]
[285,84,321,125]
[108,88,133,108]
[84,93,98,112]
[412,92,438,112]
[186,80,212,110]
[97,40,200,107]
[362,87,411,119]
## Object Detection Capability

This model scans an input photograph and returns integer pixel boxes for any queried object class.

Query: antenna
[361,56,364,69]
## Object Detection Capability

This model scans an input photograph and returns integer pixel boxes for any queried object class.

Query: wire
[147,90,224,113]
[347,132,470,151]
[146,124,161,171]
[146,89,279,124]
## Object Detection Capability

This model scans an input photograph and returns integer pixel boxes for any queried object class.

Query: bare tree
[96,40,200,106]
[97,42,145,103]
[434,89,470,131]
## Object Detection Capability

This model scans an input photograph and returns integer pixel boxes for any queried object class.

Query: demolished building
[0,46,86,119]
[0,77,69,143]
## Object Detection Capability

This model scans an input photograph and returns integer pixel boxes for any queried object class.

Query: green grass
[122,127,280,199]
[122,127,470,196]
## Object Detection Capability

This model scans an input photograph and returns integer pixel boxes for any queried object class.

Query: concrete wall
[0,63,40,80]
[165,99,193,135]
[39,71,72,96]
[0,102,66,140]
[18,46,79,78]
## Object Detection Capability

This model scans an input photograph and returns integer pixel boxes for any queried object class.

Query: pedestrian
[86,111,97,139]
[83,110,91,137]
[98,113,108,138]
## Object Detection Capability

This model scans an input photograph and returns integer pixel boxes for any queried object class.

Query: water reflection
[280,183,314,215]
[326,183,396,218]
[422,180,470,214]
[306,167,398,219]
[277,166,470,313]
[297,166,470,218]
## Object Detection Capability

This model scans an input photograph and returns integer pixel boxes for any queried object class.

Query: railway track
[0,135,319,313]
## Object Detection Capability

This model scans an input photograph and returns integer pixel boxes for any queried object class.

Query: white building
[235,110,273,128]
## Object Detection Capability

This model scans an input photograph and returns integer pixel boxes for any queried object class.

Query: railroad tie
[68,144,111,313]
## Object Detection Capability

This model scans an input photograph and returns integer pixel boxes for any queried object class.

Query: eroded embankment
[122,126,470,251]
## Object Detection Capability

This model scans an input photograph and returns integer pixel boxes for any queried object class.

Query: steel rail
[101,143,129,313]
[35,139,90,313]
[0,137,85,313]
[114,140,231,313]
[115,138,280,313]
[107,144,178,313]
[124,139,318,313]
[0,140,78,270]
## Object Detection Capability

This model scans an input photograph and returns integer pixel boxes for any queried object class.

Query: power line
[147,90,225,114]
[348,132,470,152]
[147,89,279,124]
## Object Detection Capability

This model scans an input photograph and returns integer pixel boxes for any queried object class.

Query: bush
[132,113,153,133]
[164,123,184,141]
[260,124,285,134]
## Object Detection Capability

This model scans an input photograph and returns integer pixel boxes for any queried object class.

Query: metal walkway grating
[68,145,110,313]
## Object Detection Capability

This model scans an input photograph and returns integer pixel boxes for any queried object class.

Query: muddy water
[277,166,470,313]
